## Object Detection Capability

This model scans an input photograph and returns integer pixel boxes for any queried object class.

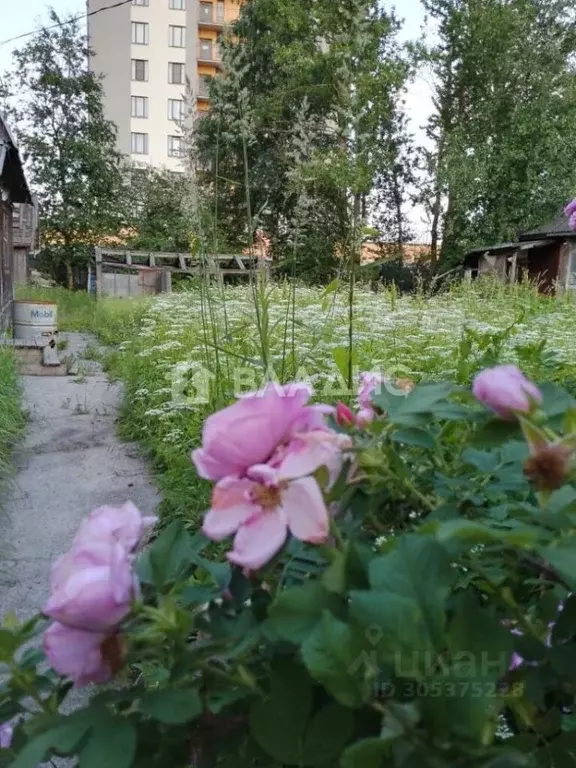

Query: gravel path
[0,331,160,621]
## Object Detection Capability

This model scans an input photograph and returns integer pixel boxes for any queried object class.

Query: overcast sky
[0,0,434,236]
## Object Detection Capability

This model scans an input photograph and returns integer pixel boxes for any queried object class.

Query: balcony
[197,2,227,30]
[197,41,223,68]
[198,81,212,99]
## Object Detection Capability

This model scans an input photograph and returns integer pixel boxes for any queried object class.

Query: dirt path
[0,332,160,621]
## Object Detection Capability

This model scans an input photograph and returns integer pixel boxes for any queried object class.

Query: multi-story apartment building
[87,0,242,170]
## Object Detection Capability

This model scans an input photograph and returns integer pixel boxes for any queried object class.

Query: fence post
[160,269,172,293]
[94,247,103,299]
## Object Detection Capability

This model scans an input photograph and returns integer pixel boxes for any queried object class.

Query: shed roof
[0,114,31,205]
[519,213,574,241]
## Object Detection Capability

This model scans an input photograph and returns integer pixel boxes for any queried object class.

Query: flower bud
[473,365,541,420]
[335,402,355,428]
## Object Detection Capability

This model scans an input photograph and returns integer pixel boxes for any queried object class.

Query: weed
[0,348,25,499]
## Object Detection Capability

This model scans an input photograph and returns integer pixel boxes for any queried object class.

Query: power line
[0,0,133,49]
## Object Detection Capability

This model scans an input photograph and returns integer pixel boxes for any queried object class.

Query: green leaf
[322,549,347,594]
[301,611,371,708]
[350,589,438,673]
[393,382,456,417]
[10,712,95,768]
[341,737,396,768]
[368,536,453,652]
[472,419,522,448]
[331,346,351,383]
[539,383,576,422]
[0,630,23,661]
[265,581,341,643]
[79,718,136,768]
[392,428,436,449]
[140,688,203,724]
[249,661,312,766]
[180,584,222,606]
[10,732,54,768]
[144,521,194,589]
[547,486,576,515]
[461,447,499,473]
[207,688,249,715]
[551,595,576,644]
[436,519,541,548]
[538,544,576,589]
[448,591,513,676]
[480,751,537,768]
[302,702,354,766]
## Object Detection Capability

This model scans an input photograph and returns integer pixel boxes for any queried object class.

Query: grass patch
[15,286,150,347]
[0,347,25,492]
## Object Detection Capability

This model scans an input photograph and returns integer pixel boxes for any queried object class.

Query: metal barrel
[13,300,58,346]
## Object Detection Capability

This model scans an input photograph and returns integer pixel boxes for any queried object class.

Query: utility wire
[0,0,133,48]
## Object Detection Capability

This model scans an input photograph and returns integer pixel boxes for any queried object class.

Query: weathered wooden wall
[0,200,14,330]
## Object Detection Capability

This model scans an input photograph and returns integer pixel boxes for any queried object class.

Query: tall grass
[15,286,149,346]
[0,348,25,492]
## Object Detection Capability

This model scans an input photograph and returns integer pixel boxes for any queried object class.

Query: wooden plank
[149,253,156,267]
[94,247,103,299]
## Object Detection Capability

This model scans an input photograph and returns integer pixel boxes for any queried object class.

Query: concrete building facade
[87,0,242,171]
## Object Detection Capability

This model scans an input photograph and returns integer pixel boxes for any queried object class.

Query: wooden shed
[0,115,32,328]
[465,213,576,293]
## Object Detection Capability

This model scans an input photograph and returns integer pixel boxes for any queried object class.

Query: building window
[169,25,186,47]
[199,2,213,21]
[198,74,213,98]
[131,96,148,118]
[217,1,225,20]
[168,98,185,122]
[132,0,148,5]
[168,135,183,157]
[131,22,149,44]
[199,39,213,60]
[169,0,185,8]
[131,132,148,154]
[131,59,148,81]
[168,62,185,84]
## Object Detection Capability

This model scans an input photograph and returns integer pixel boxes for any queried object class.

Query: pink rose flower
[274,429,352,488]
[192,383,314,481]
[44,622,114,688]
[44,538,135,632]
[73,502,157,553]
[472,365,541,419]
[202,468,330,571]
[0,722,13,749]
[355,372,387,427]
[358,372,386,410]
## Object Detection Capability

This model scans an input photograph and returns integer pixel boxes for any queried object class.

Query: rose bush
[3,370,576,767]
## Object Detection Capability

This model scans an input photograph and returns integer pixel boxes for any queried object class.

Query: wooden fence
[92,247,270,298]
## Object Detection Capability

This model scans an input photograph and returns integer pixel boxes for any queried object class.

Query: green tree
[193,0,411,282]
[0,11,125,286]
[421,0,576,266]
[122,166,195,253]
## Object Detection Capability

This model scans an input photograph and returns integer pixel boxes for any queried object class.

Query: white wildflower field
[19,279,576,522]
[100,278,576,522]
